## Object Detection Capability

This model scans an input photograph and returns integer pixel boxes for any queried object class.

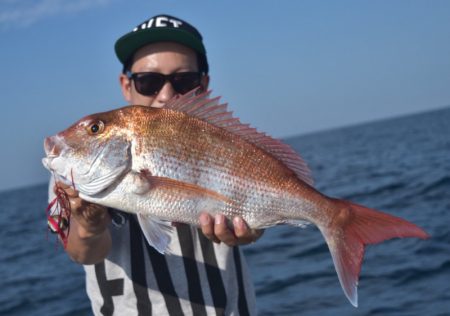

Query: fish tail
[320,199,429,307]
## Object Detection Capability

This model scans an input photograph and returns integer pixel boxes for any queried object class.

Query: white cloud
[0,0,112,29]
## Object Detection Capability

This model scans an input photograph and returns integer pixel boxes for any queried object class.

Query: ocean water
[0,107,449,316]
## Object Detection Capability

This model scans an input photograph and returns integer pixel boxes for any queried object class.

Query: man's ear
[119,73,132,102]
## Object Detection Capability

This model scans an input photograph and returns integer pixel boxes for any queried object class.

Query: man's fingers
[233,217,249,239]
[199,213,220,243]
[232,217,260,244]
[69,197,83,214]
[54,182,78,198]
[214,214,237,246]
[200,213,264,246]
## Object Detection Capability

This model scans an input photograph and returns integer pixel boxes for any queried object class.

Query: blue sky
[1,0,450,191]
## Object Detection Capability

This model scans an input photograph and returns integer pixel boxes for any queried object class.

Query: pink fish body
[42,91,429,306]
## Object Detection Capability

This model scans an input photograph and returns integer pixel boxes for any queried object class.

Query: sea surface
[0,107,449,316]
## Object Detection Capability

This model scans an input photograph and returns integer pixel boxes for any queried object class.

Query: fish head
[42,108,133,196]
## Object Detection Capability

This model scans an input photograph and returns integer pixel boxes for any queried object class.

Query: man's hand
[54,182,112,264]
[54,182,111,239]
[199,212,264,246]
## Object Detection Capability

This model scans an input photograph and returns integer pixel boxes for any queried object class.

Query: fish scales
[128,108,313,226]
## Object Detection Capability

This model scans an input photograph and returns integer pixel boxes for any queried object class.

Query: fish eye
[87,120,105,135]
[91,124,99,133]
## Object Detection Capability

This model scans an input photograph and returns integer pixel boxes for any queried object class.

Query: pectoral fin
[137,214,174,254]
[132,169,232,204]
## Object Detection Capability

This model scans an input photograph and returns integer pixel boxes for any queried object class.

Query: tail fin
[320,199,429,307]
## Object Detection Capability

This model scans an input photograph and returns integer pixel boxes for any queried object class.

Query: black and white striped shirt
[84,212,256,315]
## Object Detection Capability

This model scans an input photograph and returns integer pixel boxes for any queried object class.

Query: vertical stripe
[129,217,152,315]
[177,225,207,316]
[94,261,124,316]
[132,215,183,315]
[233,247,250,316]
[199,231,227,316]
[144,242,184,315]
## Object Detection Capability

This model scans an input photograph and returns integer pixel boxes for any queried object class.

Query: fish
[42,90,429,307]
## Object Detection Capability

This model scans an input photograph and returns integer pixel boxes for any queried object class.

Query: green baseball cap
[115,14,208,73]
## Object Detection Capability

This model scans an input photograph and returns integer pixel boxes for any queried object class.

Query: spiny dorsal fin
[166,90,314,186]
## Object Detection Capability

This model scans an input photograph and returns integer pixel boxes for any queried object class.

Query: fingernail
[215,214,223,225]
[233,217,244,229]
[200,215,210,226]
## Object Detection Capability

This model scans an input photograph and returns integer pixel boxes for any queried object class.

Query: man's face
[120,42,209,108]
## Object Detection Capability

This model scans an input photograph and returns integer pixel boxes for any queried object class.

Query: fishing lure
[46,172,75,247]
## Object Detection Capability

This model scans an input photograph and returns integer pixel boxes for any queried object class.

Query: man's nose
[154,81,177,107]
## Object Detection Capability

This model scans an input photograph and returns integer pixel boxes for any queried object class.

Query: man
[50,14,261,315]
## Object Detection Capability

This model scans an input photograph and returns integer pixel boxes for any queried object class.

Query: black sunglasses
[126,71,202,96]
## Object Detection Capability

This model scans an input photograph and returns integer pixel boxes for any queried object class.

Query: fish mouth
[42,136,66,177]
[42,136,60,172]
[42,157,55,171]
[45,154,58,160]
[42,135,72,176]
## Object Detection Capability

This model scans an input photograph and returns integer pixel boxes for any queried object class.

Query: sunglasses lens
[131,72,202,96]
[171,72,202,94]
[133,73,165,96]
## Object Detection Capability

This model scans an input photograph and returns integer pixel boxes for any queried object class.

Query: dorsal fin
[166,90,314,186]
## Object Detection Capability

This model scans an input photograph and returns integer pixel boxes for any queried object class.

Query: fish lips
[42,135,69,181]
[42,156,54,171]
[42,135,60,172]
